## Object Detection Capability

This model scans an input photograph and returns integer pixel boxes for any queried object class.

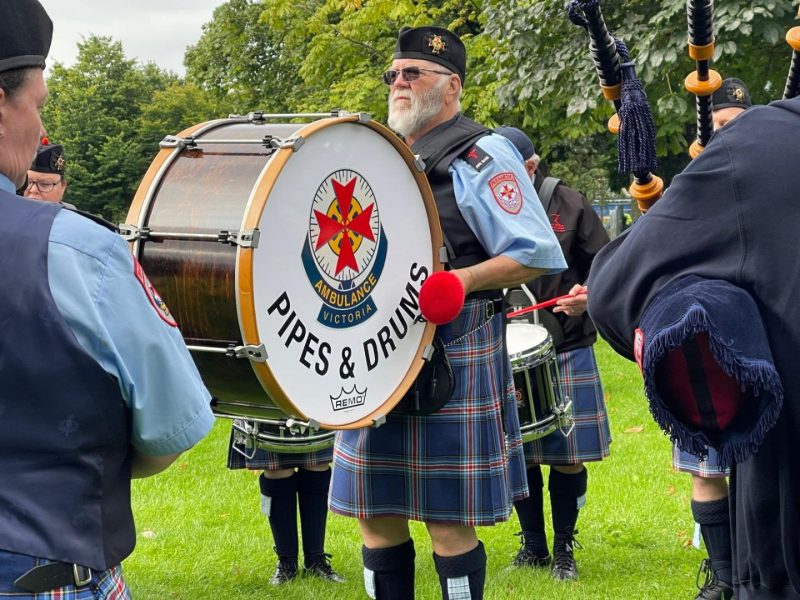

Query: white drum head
[242,118,439,428]
[507,323,550,358]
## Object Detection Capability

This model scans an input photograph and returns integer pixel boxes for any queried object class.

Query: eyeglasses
[381,67,453,86]
[26,179,59,193]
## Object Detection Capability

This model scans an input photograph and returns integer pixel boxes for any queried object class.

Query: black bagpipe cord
[566,0,658,186]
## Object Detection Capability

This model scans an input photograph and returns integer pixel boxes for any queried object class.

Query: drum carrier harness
[396,114,505,415]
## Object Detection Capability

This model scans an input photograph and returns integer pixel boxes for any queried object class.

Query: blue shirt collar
[0,173,17,195]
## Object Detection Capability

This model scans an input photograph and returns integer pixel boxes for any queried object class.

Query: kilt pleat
[522,345,611,465]
[672,443,730,477]
[329,298,528,526]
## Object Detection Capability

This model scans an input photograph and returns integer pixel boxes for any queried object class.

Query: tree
[43,36,176,221]
[185,0,304,114]
[43,36,223,222]
[485,0,797,186]
[137,83,222,152]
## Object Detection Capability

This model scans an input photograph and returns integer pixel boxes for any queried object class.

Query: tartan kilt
[0,551,130,599]
[227,422,334,470]
[522,345,611,465]
[672,442,730,477]
[329,297,528,526]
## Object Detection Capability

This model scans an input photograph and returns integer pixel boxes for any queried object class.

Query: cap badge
[54,155,65,171]
[733,87,745,102]
[428,34,446,55]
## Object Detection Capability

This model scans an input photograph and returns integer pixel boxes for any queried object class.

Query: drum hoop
[125,118,232,256]
[507,323,554,367]
[511,344,556,371]
[236,115,444,429]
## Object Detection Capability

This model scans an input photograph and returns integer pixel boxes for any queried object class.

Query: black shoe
[270,559,298,586]
[512,545,552,568]
[511,531,551,568]
[695,559,734,600]
[304,553,346,583]
[551,533,582,581]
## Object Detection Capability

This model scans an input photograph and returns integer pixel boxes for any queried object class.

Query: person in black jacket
[587,92,800,600]
[496,126,611,581]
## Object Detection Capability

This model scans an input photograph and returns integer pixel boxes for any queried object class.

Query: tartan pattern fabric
[523,346,611,465]
[0,553,130,599]
[227,425,333,470]
[672,442,730,477]
[446,576,472,599]
[329,298,527,526]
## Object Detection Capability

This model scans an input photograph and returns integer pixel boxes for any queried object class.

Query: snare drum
[506,323,572,442]
[124,112,444,442]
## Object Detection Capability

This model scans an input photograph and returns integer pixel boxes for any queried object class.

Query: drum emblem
[302,169,388,329]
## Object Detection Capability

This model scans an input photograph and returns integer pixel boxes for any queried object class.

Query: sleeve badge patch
[462,144,493,172]
[133,256,178,327]
[488,172,523,214]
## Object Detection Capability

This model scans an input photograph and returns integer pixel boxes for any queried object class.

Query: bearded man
[329,26,566,600]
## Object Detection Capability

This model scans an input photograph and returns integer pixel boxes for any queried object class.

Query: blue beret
[494,126,535,160]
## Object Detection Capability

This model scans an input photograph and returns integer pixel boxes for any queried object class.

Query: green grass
[126,341,705,599]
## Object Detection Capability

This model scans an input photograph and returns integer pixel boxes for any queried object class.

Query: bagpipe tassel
[618,61,658,177]
[567,0,663,212]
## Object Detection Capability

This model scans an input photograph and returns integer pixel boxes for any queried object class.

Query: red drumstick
[507,294,574,318]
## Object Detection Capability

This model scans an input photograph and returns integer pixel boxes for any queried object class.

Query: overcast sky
[39,0,224,75]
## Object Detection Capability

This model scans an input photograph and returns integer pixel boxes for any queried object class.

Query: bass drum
[124,112,443,446]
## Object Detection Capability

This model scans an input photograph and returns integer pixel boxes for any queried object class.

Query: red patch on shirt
[551,213,566,233]
[488,172,523,214]
[133,257,178,327]
[634,328,644,374]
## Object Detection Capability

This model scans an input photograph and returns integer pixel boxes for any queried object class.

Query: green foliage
[43,1,800,211]
[43,36,221,222]
[124,341,708,598]
[486,0,797,186]
[185,0,303,114]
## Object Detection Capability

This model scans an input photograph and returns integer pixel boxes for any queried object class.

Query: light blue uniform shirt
[37,199,214,456]
[450,134,566,273]
[0,173,15,194]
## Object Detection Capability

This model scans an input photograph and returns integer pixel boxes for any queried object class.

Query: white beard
[387,80,446,137]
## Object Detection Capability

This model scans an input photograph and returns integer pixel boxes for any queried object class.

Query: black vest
[411,113,492,270]
[0,191,134,570]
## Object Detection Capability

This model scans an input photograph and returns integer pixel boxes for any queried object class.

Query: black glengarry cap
[393,26,466,83]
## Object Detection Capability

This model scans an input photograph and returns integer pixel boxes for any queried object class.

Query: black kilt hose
[329,297,528,526]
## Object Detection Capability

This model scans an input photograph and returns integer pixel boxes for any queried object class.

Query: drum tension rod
[186,343,268,363]
[117,225,260,248]
[160,133,304,153]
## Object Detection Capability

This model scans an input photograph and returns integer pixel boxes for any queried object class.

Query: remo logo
[302,169,388,329]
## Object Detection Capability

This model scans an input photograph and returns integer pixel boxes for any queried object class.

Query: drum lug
[421,344,435,362]
[371,415,386,428]
[438,246,449,264]
[285,418,321,435]
[245,111,266,124]
[159,135,196,149]
[274,136,305,152]
[413,155,427,173]
[117,224,150,242]
[230,344,268,363]
[222,229,260,248]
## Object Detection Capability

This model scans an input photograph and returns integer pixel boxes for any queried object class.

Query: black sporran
[393,337,455,416]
